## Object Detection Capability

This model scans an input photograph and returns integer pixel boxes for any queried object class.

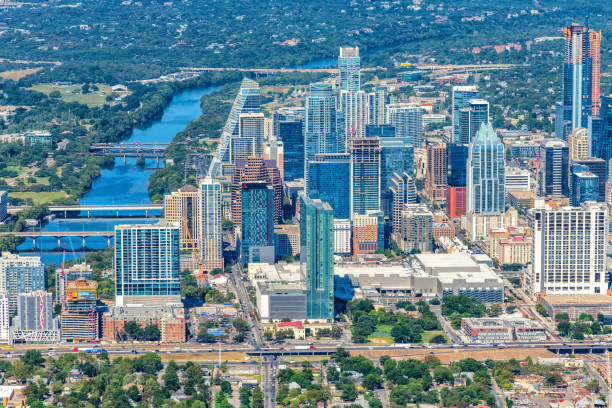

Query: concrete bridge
[89,143,169,166]
[0,230,114,249]
[8,204,163,217]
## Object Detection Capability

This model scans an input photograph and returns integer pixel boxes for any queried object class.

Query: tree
[144,325,161,342]
[123,321,144,340]
[341,381,358,401]
[536,304,548,317]
[488,304,502,317]
[197,330,217,343]
[363,373,383,390]
[430,334,447,344]
[585,378,600,393]
[239,385,251,406]
[326,366,340,382]
[220,381,232,395]
[21,350,44,369]
[433,366,454,384]
[252,386,264,408]
[557,320,571,336]
[163,361,180,392]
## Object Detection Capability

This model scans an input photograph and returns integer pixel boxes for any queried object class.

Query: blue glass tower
[274,107,305,181]
[300,194,334,321]
[467,123,505,214]
[114,221,181,306]
[307,153,350,219]
[570,164,599,206]
[241,183,275,266]
[447,144,469,187]
[305,83,338,164]
[592,96,612,179]
[380,137,414,191]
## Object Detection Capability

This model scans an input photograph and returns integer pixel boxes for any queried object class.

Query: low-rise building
[102,305,185,343]
[461,207,520,241]
[540,294,612,321]
[507,191,535,210]
[256,283,307,322]
[462,317,545,343]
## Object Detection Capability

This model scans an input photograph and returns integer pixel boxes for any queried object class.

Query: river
[19,58,336,265]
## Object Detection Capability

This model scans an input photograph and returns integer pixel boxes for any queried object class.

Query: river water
[20,58,336,265]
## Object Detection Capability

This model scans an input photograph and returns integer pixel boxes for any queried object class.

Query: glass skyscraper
[350,138,381,216]
[307,153,350,219]
[274,108,305,181]
[570,164,599,206]
[591,96,612,178]
[241,183,275,266]
[305,83,338,163]
[467,123,505,214]
[338,46,360,92]
[386,104,423,147]
[300,194,334,321]
[380,137,414,191]
[452,85,478,143]
[200,178,223,274]
[539,139,569,198]
[457,99,489,145]
[114,221,181,306]
[218,78,261,163]
[561,24,601,130]
[446,144,469,219]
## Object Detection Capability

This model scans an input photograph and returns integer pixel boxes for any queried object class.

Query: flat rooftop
[415,253,479,269]
[542,294,612,305]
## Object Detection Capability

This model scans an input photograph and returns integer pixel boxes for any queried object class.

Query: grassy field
[29,83,114,107]
[5,165,28,176]
[9,191,68,205]
[420,330,448,344]
[0,67,43,81]
[367,324,395,344]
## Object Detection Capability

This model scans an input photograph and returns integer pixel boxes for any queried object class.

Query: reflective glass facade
[307,153,350,219]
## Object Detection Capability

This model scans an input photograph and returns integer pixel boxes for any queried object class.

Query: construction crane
[181,217,204,285]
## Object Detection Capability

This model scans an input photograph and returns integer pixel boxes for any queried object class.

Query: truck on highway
[294,345,310,350]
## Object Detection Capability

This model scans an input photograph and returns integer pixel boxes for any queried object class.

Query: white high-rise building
[341,90,368,141]
[530,202,607,295]
[333,219,352,255]
[386,104,423,147]
[367,86,387,126]
[230,112,265,163]
[200,178,224,274]
[0,293,8,344]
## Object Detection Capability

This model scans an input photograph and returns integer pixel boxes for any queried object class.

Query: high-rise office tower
[300,194,334,321]
[56,263,93,309]
[114,221,181,307]
[241,183,275,266]
[164,185,201,253]
[530,202,607,295]
[338,46,360,92]
[561,24,602,130]
[274,107,305,181]
[199,178,224,274]
[305,84,339,163]
[591,95,612,176]
[263,137,284,181]
[573,157,606,201]
[340,90,368,141]
[306,153,350,219]
[367,86,387,125]
[15,291,55,332]
[386,104,423,147]
[231,157,283,231]
[380,137,414,217]
[218,78,260,162]
[389,172,417,236]
[555,102,572,140]
[365,124,395,138]
[570,164,599,206]
[230,112,265,163]
[568,127,589,161]
[457,99,489,145]
[380,137,414,189]
[446,143,469,219]
[452,85,478,143]
[426,143,447,202]
[467,123,505,214]
[61,278,98,341]
[539,139,569,198]
[0,253,44,314]
[350,138,381,216]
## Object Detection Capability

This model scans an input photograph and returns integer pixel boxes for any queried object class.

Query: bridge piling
[82,237,86,248]
[57,237,61,248]
[124,155,127,166]
[32,238,36,249]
